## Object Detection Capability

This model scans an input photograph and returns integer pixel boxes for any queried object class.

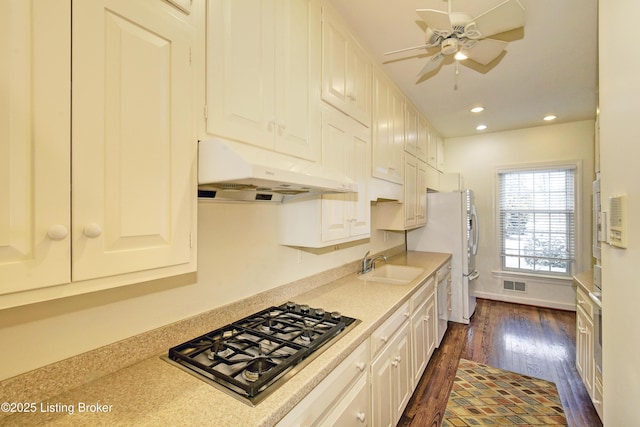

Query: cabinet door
[416,116,428,162]
[273,0,319,160]
[404,156,418,227]
[72,0,195,280]
[206,0,275,149]
[576,306,594,393]
[425,292,437,357]
[322,374,370,427]
[411,301,428,386]
[393,322,412,419]
[0,0,71,294]
[321,6,371,127]
[348,119,371,238]
[416,160,427,226]
[321,110,352,242]
[404,103,418,157]
[372,73,403,184]
[371,343,395,427]
[321,107,370,243]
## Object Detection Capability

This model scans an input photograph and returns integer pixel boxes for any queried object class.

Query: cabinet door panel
[206,0,274,149]
[321,113,350,242]
[72,0,194,281]
[0,0,70,294]
[274,0,318,160]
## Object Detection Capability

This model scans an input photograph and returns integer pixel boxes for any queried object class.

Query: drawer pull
[356,412,366,423]
[356,362,366,372]
[381,335,388,343]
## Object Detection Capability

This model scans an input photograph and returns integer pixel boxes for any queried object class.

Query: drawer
[576,286,594,318]
[275,339,370,427]
[319,373,369,427]
[371,300,410,357]
[410,275,435,310]
[436,261,451,281]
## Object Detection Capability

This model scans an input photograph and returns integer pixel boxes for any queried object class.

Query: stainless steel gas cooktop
[163,301,358,405]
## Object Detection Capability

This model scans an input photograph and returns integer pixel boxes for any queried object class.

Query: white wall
[0,200,403,380]
[445,121,595,310]
[599,2,640,423]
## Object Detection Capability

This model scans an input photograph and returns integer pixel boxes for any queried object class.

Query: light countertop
[2,251,450,427]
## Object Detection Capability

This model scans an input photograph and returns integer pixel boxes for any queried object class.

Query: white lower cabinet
[275,339,370,427]
[576,286,594,395]
[371,321,411,427]
[370,300,411,427]
[278,268,448,427]
[411,276,437,386]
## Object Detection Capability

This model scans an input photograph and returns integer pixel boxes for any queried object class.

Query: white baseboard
[474,291,576,312]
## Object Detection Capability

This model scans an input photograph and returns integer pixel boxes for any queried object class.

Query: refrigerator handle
[471,206,479,256]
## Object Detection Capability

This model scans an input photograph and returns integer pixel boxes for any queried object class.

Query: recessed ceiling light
[476,124,487,131]
[470,106,485,113]
[543,115,557,121]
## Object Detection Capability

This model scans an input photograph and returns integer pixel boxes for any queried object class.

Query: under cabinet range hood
[198,138,357,202]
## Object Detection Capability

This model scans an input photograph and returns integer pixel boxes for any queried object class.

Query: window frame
[496,162,581,278]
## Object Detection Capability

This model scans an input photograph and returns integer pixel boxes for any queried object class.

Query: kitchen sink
[358,264,425,285]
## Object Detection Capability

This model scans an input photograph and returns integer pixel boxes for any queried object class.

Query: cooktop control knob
[330,311,342,321]
[315,308,325,317]
[300,304,310,313]
[286,301,296,310]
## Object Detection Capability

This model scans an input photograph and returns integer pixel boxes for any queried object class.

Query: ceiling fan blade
[417,54,444,77]
[464,39,508,65]
[470,0,525,38]
[416,9,452,31]
[384,44,432,56]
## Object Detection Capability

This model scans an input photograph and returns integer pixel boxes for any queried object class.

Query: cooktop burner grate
[165,302,358,405]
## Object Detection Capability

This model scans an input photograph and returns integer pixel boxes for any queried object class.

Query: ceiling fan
[385,0,526,77]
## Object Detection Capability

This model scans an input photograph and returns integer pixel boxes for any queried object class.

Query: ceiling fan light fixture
[454,50,468,61]
[470,106,484,113]
[543,115,557,121]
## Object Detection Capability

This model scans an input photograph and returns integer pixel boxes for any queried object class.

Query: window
[498,166,576,276]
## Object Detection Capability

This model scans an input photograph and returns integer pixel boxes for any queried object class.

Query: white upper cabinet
[72,0,196,281]
[1,0,197,308]
[205,0,321,161]
[321,5,372,127]
[0,0,71,294]
[279,106,370,247]
[372,70,404,184]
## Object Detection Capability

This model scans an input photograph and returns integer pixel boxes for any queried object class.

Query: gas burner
[207,339,233,360]
[299,324,316,342]
[242,357,276,382]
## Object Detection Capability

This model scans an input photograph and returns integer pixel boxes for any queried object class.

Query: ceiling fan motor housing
[441,38,459,55]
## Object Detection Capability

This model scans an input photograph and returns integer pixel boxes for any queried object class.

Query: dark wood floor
[398,298,603,427]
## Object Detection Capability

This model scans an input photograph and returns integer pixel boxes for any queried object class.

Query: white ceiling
[324,0,598,138]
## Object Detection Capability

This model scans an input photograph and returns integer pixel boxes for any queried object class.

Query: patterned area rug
[442,359,567,426]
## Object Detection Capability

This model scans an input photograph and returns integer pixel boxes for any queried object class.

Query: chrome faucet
[360,250,387,274]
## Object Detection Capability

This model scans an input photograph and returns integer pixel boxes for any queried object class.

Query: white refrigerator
[407,190,479,324]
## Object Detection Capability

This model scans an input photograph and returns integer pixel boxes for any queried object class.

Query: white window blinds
[498,166,576,276]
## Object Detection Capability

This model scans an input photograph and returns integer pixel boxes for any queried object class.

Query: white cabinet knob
[83,223,103,238]
[47,224,68,241]
[404,311,410,318]
[380,335,388,343]
[356,361,366,372]
[356,412,366,423]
